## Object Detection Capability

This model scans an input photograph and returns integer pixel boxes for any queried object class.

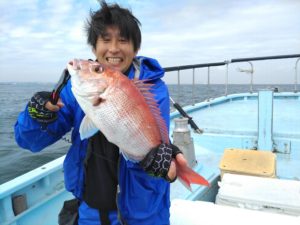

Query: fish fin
[133,79,169,144]
[177,174,192,191]
[79,115,99,140]
[176,161,210,191]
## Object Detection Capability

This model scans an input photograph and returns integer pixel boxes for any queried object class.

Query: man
[15,1,186,224]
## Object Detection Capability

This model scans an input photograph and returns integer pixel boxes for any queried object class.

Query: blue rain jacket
[14,56,171,225]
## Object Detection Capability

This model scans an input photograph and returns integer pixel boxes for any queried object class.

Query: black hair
[86,1,141,52]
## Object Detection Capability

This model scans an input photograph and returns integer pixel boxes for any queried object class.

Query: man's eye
[100,36,110,42]
[119,38,128,43]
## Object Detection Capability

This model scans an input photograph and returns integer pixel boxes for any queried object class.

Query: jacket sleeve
[14,81,76,152]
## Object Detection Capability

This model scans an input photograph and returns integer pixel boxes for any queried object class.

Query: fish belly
[91,86,161,161]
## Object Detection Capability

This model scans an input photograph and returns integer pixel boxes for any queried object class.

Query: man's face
[93,26,138,73]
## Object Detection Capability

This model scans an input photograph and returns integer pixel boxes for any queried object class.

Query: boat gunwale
[171,91,300,119]
[0,156,65,198]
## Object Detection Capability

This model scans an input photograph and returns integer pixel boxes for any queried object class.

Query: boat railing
[163,54,300,105]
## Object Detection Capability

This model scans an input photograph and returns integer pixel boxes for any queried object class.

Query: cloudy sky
[0,0,299,84]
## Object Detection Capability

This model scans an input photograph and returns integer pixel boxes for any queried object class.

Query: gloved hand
[28,91,58,124]
[140,143,182,182]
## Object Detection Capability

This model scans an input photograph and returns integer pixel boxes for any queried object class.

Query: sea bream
[67,59,209,188]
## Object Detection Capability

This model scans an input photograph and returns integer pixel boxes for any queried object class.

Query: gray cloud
[0,0,299,83]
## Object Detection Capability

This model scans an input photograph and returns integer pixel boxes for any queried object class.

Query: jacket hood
[132,56,164,80]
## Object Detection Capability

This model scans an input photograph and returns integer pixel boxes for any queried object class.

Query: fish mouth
[68,59,81,71]
[106,57,123,65]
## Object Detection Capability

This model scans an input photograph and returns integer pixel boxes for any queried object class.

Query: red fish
[67,59,209,188]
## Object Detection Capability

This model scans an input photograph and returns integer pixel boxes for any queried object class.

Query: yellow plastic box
[219,148,276,178]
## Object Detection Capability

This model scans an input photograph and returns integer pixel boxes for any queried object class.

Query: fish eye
[94,65,104,73]
[88,62,104,73]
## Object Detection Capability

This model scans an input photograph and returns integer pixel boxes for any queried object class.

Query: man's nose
[108,40,120,53]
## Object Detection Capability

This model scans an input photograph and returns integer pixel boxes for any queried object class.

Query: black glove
[140,143,182,182]
[28,91,57,124]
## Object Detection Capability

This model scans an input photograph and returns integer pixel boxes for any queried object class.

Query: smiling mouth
[106,57,123,65]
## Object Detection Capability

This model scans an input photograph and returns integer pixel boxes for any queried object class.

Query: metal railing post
[192,68,195,105]
[295,58,300,93]
[207,67,211,101]
[207,67,210,87]
[224,61,230,96]
[177,70,181,102]
[237,61,254,93]
[249,62,254,93]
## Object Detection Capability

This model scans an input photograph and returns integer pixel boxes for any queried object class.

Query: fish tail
[176,161,210,189]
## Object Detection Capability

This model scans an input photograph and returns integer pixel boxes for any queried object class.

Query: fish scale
[98,91,156,160]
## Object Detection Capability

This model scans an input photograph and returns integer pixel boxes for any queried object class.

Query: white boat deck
[170,199,300,225]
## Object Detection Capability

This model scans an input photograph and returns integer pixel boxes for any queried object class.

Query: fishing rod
[44,69,72,143]
[50,69,71,105]
[169,97,203,134]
